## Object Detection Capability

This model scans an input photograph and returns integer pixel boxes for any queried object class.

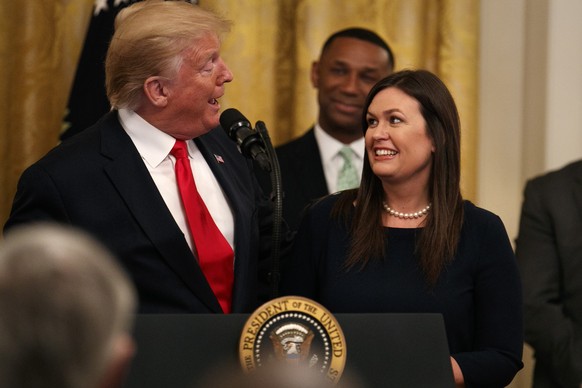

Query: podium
[124,313,454,388]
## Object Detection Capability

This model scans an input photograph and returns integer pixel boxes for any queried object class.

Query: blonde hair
[106,0,231,110]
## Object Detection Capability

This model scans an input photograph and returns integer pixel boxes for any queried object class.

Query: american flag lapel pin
[214,154,225,164]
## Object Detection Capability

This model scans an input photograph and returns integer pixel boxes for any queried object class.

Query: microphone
[221,108,283,298]
[220,108,271,171]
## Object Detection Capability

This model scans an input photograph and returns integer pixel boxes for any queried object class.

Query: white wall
[545,0,582,171]
[478,0,526,242]
[479,0,582,239]
[479,1,582,386]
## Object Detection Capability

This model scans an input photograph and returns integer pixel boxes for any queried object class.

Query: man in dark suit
[516,160,582,387]
[4,1,282,313]
[267,28,394,231]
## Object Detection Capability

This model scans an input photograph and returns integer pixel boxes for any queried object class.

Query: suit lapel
[99,113,222,313]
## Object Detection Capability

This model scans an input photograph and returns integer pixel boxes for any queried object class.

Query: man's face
[162,33,233,139]
[311,37,392,140]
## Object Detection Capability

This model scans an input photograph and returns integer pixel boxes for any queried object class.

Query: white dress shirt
[313,123,365,193]
[118,109,235,253]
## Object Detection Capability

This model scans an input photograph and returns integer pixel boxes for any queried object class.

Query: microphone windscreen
[219,108,250,134]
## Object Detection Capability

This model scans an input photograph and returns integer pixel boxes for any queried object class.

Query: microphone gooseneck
[219,108,283,298]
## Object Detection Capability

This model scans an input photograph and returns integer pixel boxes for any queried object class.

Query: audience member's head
[0,223,137,388]
[312,27,394,143]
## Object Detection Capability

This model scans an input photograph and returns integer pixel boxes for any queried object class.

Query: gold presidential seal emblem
[239,296,347,384]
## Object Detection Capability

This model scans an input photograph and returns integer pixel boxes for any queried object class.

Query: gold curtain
[0,0,479,227]
[0,0,94,227]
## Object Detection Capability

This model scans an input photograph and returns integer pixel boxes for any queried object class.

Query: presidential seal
[239,296,347,384]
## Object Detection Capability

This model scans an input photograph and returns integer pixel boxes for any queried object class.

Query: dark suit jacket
[4,111,278,314]
[257,128,329,231]
[516,160,582,388]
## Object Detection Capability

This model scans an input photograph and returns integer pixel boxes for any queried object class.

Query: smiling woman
[281,69,524,388]
[365,86,435,202]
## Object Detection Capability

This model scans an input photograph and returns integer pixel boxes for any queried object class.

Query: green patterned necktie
[337,146,359,191]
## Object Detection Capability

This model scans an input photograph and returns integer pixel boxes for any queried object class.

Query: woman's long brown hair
[332,69,464,285]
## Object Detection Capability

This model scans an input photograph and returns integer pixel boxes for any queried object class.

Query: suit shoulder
[275,128,316,156]
[527,160,582,187]
[32,127,101,171]
[301,193,343,223]
[462,200,505,230]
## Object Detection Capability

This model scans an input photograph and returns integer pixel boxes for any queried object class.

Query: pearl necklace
[382,202,431,219]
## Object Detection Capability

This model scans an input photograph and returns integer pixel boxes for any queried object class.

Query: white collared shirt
[313,123,365,193]
[118,109,234,253]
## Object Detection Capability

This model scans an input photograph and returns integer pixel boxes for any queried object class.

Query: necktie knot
[171,140,189,159]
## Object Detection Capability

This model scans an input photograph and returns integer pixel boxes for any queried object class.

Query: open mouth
[375,149,397,156]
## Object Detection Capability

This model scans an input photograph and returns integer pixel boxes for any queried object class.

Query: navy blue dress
[281,194,523,387]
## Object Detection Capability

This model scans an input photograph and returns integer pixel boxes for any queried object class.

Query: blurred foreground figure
[0,224,136,388]
[195,364,364,388]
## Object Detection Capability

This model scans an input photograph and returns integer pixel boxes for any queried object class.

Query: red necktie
[171,140,234,313]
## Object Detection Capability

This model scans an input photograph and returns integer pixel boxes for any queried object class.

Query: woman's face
[365,87,435,187]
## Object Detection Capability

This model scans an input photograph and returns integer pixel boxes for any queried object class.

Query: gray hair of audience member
[105,0,231,110]
[0,223,137,388]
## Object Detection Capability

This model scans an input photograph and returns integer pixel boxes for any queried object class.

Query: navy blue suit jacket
[4,111,277,313]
